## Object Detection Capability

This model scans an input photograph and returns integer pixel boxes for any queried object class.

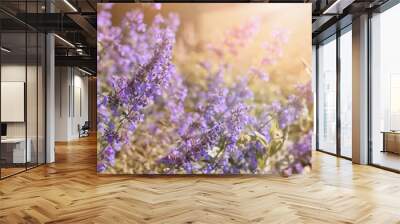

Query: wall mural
[97,3,312,175]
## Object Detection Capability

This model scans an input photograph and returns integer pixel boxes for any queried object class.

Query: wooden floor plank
[0,135,400,223]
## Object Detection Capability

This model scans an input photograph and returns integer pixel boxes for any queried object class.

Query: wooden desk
[1,138,31,163]
[382,131,400,154]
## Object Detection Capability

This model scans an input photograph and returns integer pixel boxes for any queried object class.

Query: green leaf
[270,119,283,139]
[253,130,269,148]
[268,140,283,156]
[257,156,266,170]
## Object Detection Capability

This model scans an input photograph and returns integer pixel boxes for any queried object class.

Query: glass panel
[38,32,45,165]
[340,28,352,158]
[317,37,337,154]
[1,30,27,177]
[27,31,38,169]
[74,85,81,137]
[0,1,46,178]
[312,45,317,151]
[26,0,39,169]
[371,4,400,171]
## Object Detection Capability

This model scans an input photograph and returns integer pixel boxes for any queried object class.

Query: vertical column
[46,33,55,163]
[336,30,341,156]
[88,77,97,133]
[46,1,55,163]
[312,45,317,150]
[352,14,369,164]
[315,45,319,151]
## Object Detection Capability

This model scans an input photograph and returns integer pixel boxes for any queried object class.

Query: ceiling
[0,0,96,74]
[0,0,394,74]
[311,0,390,43]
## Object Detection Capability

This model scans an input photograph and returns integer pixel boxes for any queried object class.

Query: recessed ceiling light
[323,0,354,15]
[1,47,11,53]
[54,34,75,48]
[78,67,93,76]
[63,0,78,12]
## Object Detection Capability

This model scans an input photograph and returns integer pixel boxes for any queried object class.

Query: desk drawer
[0,146,14,163]
[384,133,400,154]
[1,140,32,163]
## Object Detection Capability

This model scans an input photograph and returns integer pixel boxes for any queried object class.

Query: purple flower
[183,163,193,173]
[283,131,312,175]
[97,163,107,172]
[159,67,256,174]
[293,162,304,173]
[249,67,269,81]
[271,28,290,44]
[151,3,162,10]
[97,6,311,176]
[271,100,282,112]
[97,6,180,171]
[279,106,298,129]
[283,168,293,176]
[100,3,114,10]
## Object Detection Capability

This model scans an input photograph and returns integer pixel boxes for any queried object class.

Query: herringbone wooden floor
[1,135,400,224]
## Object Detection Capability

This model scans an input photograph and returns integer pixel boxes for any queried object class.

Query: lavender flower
[97,5,312,176]
[97,5,180,172]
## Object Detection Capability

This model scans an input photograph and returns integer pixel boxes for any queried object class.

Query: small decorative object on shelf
[381,131,400,154]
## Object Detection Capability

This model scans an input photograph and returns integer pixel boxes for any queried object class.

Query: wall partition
[339,26,352,159]
[315,25,352,159]
[54,67,89,142]
[0,1,46,179]
[1,31,28,177]
[317,35,337,155]
[370,2,400,172]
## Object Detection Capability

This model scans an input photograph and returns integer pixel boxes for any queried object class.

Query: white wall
[1,65,37,138]
[1,64,46,164]
[55,67,69,141]
[71,73,89,138]
[55,67,89,141]
[1,65,26,139]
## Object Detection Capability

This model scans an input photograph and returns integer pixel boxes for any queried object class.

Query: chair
[78,121,90,138]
